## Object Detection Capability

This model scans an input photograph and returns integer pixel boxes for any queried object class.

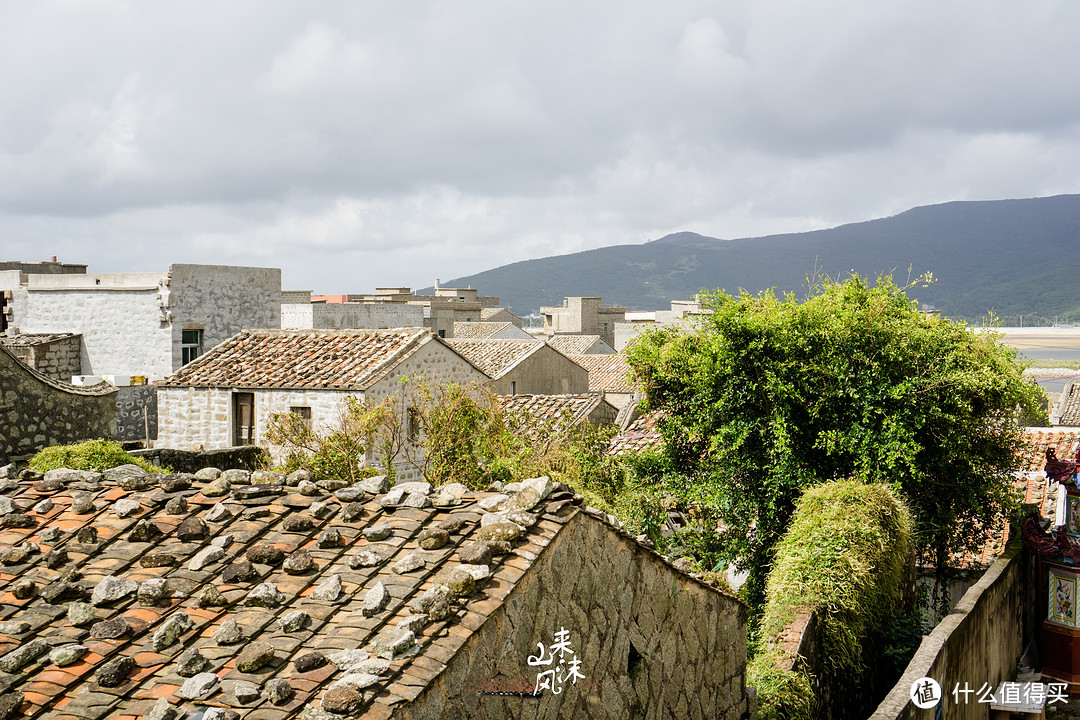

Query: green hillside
[431,194,1080,320]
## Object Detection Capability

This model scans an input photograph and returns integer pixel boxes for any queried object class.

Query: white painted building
[0,263,281,380]
[156,328,487,480]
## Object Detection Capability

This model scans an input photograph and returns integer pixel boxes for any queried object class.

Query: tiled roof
[0,333,78,348]
[497,394,613,436]
[567,354,637,395]
[546,336,611,356]
[479,308,517,322]
[1055,381,1080,425]
[1018,428,1080,473]
[450,322,513,340]
[0,465,586,719]
[942,428,1069,570]
[442,339,542,380]
[606,410,665,456]
[157,329,433,390]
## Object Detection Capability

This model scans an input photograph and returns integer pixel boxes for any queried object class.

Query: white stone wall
[158,336,486,479]
[20,285,172,378]
[157,387,232,449]
[169,264,281,371]
[367,338,489,481]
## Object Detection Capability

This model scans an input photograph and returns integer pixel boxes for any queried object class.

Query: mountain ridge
[428,194,1080,319]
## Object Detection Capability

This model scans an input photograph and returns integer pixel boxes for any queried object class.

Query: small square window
[291,406,312,430]
[181,329,203,365]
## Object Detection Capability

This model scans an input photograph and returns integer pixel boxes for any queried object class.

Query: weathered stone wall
[0,344,117,463]
[4,334,82,382]
[396,510,753,720]
[168,264,281,371]
[492,346,591,396]
[116,385,158,443]
[130,445,267,472]
[869,545,1035,720]
[156,386,233,450]
[366,338,490,481]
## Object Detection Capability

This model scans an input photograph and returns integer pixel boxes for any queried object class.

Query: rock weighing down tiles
[0,463,752,720]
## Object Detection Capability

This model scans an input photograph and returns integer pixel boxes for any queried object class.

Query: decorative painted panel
[1051,570,1077,625]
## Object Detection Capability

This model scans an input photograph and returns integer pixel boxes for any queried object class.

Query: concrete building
[281,291,424,330]
[444,338,590,396]
[614,300,704,351]
[540,297,626,348]
[156,328,486,480]
[343,283,505,339]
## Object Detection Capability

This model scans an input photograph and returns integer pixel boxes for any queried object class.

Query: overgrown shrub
[30,439,160,473]
[749,480,914,719]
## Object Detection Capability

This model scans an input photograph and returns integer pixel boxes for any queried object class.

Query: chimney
[50,256,57,262]
[435,278,440,290]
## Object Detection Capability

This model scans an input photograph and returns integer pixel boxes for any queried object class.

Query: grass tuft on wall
[29,439,161,474]
[749,480,914,720]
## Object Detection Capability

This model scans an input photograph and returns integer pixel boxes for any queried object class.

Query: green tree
[625,274,1044,610]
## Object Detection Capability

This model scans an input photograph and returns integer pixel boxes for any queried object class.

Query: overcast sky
[2,2,1078,293]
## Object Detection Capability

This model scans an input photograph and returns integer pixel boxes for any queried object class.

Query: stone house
[155,328,487,481]
[0,465,753,719]
[451,322,532,340]
[480,307,524,328]
[0,332,82,383]
[281,292,424,331]
[0,263,282,443]
[0,343,116,463]
[566,354,638,410]
[443,339,589,396]
[546,335,615,356]
[539,298,626,349]
[498,393,619,438]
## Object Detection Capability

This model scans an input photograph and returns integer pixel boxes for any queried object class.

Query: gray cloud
[1,1,1078,293]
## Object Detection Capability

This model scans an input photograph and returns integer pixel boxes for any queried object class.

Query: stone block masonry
[0,344,116,463]
[395,509,753,720]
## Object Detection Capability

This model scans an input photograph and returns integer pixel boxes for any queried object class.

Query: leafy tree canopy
[625,274,1045,607]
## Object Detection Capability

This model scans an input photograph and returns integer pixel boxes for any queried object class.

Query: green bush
[749,480,914,718]
[30,439,160,473]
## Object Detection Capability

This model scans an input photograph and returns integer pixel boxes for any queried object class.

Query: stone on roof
[0,461,750,718]
[546,335,614,355]
[157,328,434,390]
[0,333,79,348]
[442,338,543,379]
[498,394,617,435]
[607,410,665,456]
[568,353,637,394]
[450,322,515,340]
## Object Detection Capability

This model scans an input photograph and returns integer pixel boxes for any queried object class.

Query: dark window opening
[408,407,421,442]
[627,641,644,682]
[438,329,445,338]
[0,293,7,333]
[181,329,203,365]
